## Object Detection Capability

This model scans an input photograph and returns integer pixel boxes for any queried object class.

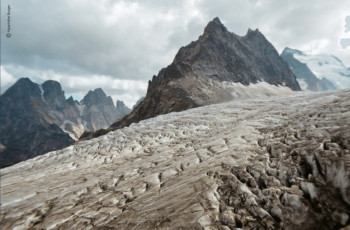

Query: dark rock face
[81,17,300,141]
[0,79,128,168]
[0,78,75,168]
[176,19,300,89]
[42,80,67,109]
[281,47,337,91]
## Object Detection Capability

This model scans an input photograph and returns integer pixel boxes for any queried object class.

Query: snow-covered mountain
[281,48,336,91]
[2,89,350,229]
[284,48,350,89]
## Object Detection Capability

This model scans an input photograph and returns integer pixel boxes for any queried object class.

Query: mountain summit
[81,17,300,140]
[0,78,130,167]
[80,88,118,131]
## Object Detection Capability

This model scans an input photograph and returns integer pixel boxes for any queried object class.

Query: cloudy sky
[1,0,349,107]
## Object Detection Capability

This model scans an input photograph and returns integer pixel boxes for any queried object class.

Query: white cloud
[340,15,350,50]
[0,66,17,93]
[1,0,350,101]
[61,74,147,108]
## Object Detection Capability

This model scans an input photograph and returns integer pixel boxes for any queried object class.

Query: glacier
[1,89,350,229]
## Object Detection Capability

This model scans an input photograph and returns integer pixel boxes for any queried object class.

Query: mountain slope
[2,89,350,229]
[288,49,350,89]
[0,78,75,168]
[0,78,129,168]
[80,17,300,140]
[281,48,337,91]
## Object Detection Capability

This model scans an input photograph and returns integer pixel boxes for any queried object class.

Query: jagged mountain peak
[66,96,75,105]
[244,28,268,44]
[42,80,62,91]
[2,77,42,99]
[211,17,222,24]
[86,88,107,97]
[203,17,227,33]
[42,80,64,94]
[15,77,33,85]
[175,19,299,88]
[246,28,261,36]
[41,80,67,109]
[92,87,105,94]
[81,18,300,141]
[81,88,111,106]
[0,77,129,167]
[201,17,231,42]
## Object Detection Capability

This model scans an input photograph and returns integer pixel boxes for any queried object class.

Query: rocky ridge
[0,78,130,168]
[81,17,300,141]
[2,89,350,229]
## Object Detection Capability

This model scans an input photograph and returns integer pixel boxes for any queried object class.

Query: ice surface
[1,89,350,229]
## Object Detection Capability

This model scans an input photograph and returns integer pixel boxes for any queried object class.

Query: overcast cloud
[1,0,349,107]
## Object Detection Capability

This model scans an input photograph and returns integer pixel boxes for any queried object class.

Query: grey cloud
[340,38,350,49]
[2,0,204,81]
[3,0,350,78]
[2,0,350,104]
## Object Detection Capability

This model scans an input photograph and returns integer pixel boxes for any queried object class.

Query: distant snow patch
[221,81,295,99]
[39,85,45,102]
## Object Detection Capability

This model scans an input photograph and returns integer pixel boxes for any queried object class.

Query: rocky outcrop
[2,89,350,229]
[80,17,300,141]
[0,78,128,168]
[281,47,337,91]
[40,80,85,139]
